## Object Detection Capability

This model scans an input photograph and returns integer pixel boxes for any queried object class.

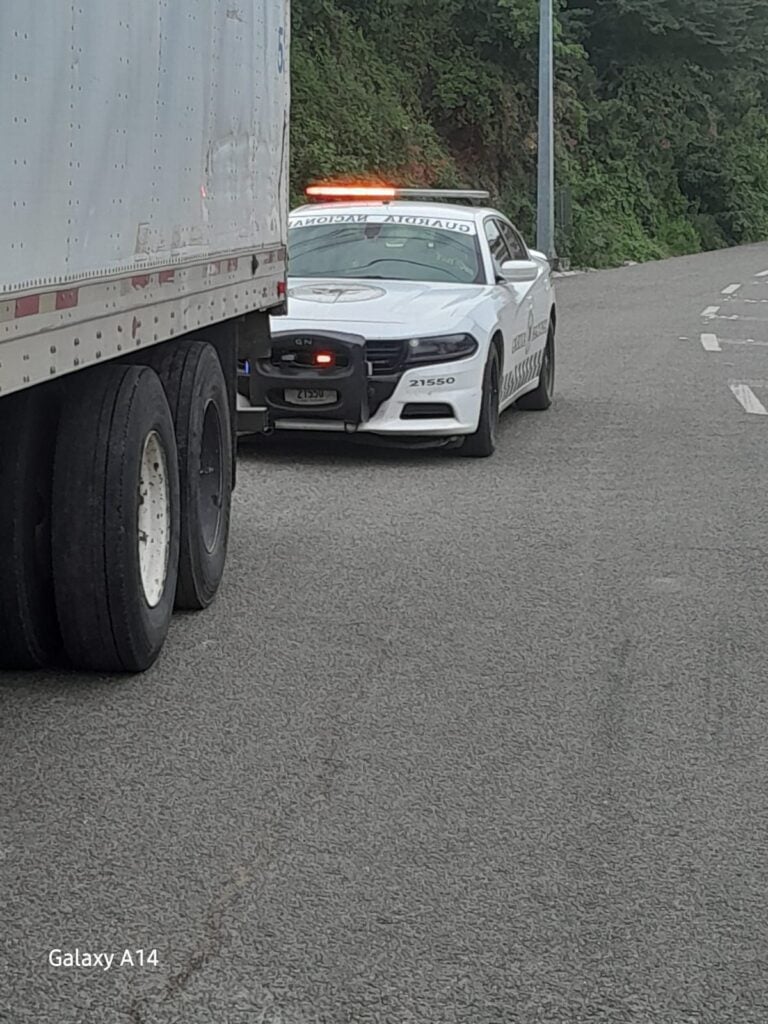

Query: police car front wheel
[459,347,500,459]
[517,322,555,411]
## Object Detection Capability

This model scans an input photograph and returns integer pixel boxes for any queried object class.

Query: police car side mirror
[499,259,539,283]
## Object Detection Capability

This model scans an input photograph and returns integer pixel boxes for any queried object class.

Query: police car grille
[365,339,406,375]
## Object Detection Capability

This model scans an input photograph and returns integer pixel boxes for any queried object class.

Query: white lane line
[729,384,768,416]
[710,313,768,323]
[722,283,742,295]
[701,306,720,317]
[757,270,768,277]
[718,337,768,347]
[700,333,721,351]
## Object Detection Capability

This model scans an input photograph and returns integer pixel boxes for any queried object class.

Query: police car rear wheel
[460,347,499,458]
[517,322,555,411]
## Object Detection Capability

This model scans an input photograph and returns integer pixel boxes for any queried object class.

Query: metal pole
[536,0,556,262]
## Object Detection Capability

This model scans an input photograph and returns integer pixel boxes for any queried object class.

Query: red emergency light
[313,351,335,367]
[304,183,491,205]
[305,184,397,201]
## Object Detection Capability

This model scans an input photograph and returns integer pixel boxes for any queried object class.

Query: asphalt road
[3,243,768,1024]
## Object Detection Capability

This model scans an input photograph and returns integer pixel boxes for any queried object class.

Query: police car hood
[276,278,488,338]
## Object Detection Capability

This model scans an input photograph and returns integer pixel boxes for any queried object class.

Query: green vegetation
[291,0,768,267]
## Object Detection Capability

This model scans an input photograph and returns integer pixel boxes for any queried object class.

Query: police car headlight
[405,334,478,365]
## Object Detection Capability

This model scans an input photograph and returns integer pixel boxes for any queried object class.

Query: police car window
[499,222,527,261]
[287,222,483,285]
[484,220,513,273]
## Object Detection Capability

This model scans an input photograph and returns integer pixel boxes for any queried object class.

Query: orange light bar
[306,185,397,200]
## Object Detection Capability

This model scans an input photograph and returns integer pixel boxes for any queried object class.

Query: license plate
[284,388,338,406]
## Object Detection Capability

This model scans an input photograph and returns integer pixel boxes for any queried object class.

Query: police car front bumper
[236,328,484,437]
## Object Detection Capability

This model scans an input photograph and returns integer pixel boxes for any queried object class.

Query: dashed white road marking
[701,306,720,317]
[710,313,768,323]
[717,337,768,347]
[757,270,768,278]
[722,283,742,295]
[700,333,721,351]
[729,383,768,415]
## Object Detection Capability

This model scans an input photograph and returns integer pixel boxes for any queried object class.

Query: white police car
[238,185,556,457]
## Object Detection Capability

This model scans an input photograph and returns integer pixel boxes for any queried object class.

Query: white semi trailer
[0,1,289,672]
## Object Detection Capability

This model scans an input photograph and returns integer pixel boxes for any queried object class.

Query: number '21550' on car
[236,185,557,457]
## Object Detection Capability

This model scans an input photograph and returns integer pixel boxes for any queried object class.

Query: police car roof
[289,200,491,221]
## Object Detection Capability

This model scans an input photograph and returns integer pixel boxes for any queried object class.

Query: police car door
[499,220,549,388]
[483,218,527,404]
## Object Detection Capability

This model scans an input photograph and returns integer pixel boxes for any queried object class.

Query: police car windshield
[288,217,483,285]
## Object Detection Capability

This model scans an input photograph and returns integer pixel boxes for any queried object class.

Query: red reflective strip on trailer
[15,295,40,317]
[56,289,79,310]
[158,270,175,284]
[132,275,151,289]
[207,262,222,275]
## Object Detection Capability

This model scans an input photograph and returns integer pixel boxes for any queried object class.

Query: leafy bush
[291,0,768,266]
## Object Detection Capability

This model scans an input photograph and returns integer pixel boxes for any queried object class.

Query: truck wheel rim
[199,400,224,554]
[138,430,171,608]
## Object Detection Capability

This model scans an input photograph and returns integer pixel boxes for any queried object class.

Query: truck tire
[137,342,232,610]
[0,389,62,668]
[52,365,180,672]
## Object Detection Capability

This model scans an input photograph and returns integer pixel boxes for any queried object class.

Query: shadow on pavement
[236,432,461,468]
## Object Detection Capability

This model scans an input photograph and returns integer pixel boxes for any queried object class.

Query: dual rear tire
[51,365,181,672]
[0,341,232,673]
[0,391,62,668]
[139,342,232,611]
